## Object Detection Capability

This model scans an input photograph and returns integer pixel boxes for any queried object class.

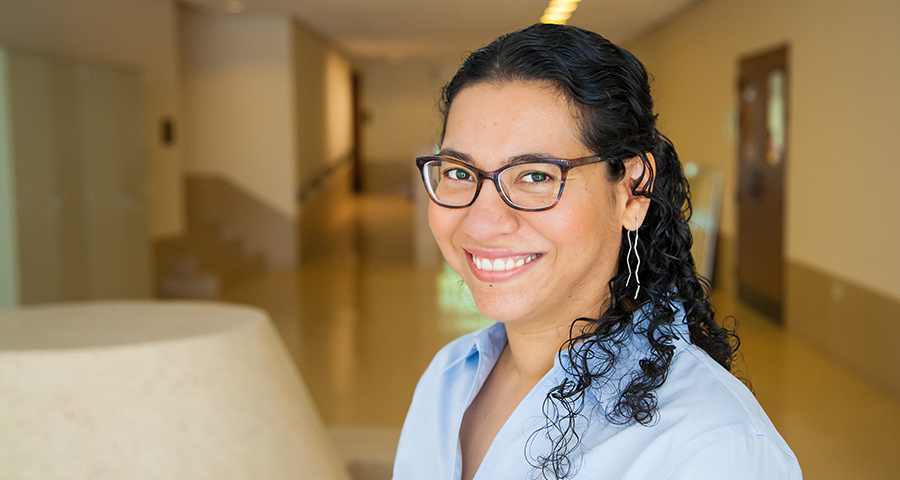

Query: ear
[621,153,655,231]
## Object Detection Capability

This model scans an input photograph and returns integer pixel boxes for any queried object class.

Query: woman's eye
[443,168,473,181]
[519,171,552,183]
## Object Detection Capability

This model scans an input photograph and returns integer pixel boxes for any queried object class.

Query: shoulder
[578,339,801,479]
[664,432,802,480]
[664,343,780,435]
[651,344,802,478]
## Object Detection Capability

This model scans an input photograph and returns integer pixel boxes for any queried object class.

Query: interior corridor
[221,193,900,480]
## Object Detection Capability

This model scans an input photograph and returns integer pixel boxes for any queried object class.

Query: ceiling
[179,0,700,62]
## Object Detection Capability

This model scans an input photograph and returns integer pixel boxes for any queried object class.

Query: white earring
[625,220,641,300]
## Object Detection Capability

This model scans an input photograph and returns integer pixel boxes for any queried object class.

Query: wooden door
[737,45,789,322]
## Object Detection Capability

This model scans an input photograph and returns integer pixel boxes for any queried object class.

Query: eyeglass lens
[422,160,563,209]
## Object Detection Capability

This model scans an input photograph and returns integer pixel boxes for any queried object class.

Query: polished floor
[222,193,900,479]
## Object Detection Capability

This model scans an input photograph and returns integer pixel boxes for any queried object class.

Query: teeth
[472,254,538,272]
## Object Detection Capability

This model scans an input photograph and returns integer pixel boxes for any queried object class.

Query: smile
[471,253,540,272]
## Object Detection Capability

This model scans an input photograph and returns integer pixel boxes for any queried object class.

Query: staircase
[155,222,265,299]
[155,175,281,299]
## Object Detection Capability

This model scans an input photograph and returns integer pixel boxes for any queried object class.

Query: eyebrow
[437,148,473,164]
[437,148,558,167]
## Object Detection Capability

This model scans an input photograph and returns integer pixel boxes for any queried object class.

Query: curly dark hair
[439,23,740,479]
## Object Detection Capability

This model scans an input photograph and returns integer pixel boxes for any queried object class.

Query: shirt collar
[474,321,507,361]
[440,301,690,382]
[441,321,506,374]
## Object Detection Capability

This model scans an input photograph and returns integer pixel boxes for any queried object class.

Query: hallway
[222,193,900,479]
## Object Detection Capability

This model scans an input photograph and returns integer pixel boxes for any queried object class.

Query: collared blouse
[393,309,801,479]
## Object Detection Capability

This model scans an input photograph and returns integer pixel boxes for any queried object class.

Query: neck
[499,298,606,382]
[501,320,571,382]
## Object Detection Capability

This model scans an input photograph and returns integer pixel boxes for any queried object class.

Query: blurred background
[1,0,899,478]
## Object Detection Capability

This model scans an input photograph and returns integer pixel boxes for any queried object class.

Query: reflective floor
[222,194,900,479]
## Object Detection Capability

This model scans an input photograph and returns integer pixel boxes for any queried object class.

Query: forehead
[442,81,588,165]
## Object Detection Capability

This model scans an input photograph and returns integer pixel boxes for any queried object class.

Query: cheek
[545,193,622,256]
[427,204,446,242]
[427,204,459,251]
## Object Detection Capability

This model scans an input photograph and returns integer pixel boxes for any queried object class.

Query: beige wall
[362,60,458,164]
[324,49,355,168]
[180,12,354,266]
[0,0,184,239]
[181,11,298,218]
[293,24,355,201]
[626,0,900,301]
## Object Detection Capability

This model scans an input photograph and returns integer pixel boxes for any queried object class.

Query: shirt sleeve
[666,434,802,480]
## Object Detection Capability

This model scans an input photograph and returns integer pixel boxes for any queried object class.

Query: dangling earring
[625,219,641,300]
[625,228,635,288]
[632,222,641,300]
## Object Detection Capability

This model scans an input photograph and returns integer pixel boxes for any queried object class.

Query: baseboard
[786,261,900,400]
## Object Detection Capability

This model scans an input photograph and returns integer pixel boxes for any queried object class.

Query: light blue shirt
[394,309,801,479]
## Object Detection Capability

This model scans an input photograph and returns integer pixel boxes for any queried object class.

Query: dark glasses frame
[415,154,608,212]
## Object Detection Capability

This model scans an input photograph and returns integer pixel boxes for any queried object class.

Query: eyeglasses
[415,155,608,212]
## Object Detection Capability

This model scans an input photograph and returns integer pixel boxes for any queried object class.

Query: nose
[461,180,521,241]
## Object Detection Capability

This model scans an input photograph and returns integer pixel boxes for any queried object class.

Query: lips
[464,250,543,283]
[471,253,540,272]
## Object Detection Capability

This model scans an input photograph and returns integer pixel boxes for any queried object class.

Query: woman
[394,24,801,480]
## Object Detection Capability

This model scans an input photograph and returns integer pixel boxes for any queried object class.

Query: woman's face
[430,81,636,332]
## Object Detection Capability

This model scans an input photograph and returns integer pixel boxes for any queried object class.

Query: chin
[467,289,532,325]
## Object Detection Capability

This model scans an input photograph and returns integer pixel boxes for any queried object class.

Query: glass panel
[766,70,786,166]
[685,162,725,281]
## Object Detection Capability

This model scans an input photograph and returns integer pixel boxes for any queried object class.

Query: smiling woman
[393,24,801,480]
[429,81,624,330]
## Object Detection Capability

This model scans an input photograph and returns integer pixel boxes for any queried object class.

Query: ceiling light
[541,13,571,24]
[540,0,581,25]
[548,0,578,13]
